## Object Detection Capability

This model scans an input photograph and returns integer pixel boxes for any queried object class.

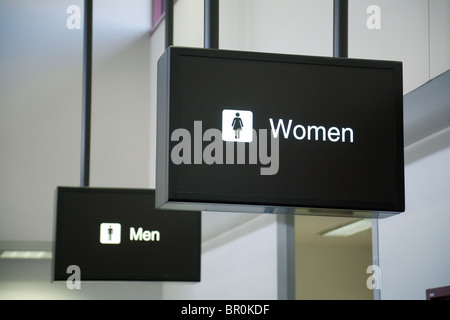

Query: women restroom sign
[222,109,253,142]
[156,47,405,218]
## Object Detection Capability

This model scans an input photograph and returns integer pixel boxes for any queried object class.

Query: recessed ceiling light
[320,219,372,237]
[0,250,52,259]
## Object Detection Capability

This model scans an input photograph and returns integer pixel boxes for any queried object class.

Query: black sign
[53,187,201,281]
[156,47,404,218]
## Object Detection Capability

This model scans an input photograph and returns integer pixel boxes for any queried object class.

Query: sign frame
[53,187,201,282]
[156,47,404,219]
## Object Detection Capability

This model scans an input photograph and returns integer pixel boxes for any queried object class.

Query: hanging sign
[53,187,201,281]
[156,47,404,218]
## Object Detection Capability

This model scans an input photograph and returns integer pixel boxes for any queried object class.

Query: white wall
[377,129,450,300]
[0,0,83,242]
[371,0,450,300]
[349,0,430,94]
[349,0,450,94]
[162,214,279,299]
[0,259,164,300]
[429,0,450,78]
[0,0,152,243]
[220,0,333,56]
[89,0,152,188]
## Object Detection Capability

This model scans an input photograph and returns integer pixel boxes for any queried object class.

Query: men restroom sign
[100,223,121,244]
[156,47,405,218]
[53,187,201,282]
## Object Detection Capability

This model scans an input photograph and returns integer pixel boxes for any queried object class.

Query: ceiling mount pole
[81,0,93,187]
[204,0,219,49]
[165,0,174,48]
[333,0,348,58]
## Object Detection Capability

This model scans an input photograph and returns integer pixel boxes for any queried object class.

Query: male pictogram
[100,223,121,244]
[108,225,113,241]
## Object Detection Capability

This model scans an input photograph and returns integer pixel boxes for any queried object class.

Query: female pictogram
[232,113,244,139]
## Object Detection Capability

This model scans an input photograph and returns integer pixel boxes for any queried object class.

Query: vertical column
[204,0,219,49]
[277,214,296,300]
[371,219,381,300]
[81,0,93,187]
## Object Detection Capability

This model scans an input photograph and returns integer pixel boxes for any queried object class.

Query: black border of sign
[156,46,404,219]
[52,186,201,282]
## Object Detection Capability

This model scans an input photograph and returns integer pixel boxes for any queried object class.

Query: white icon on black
[232,113,244,139]
[100,223,121,244]
[222,109,253,143]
